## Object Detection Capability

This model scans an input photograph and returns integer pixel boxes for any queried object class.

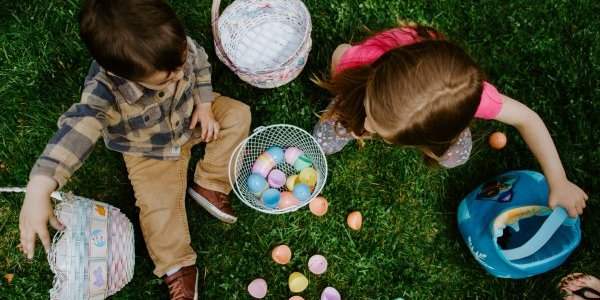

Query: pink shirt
[335,28,503,119]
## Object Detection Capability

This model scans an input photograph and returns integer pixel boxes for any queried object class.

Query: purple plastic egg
[267,169,287,188]
[321,287,341,300]
[308,254,328,275]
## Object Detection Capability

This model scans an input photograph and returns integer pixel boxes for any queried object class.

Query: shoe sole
[188,188,237,224]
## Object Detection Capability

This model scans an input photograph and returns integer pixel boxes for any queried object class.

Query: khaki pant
[123,94,251,276]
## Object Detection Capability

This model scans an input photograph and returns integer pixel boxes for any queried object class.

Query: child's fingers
[213,122,220,140]
[37,228,51,253]
[189,111,199,129]
[206,122,214,142]
[201,120,208,141]
[48,214,64,231]
[20,230,35,259]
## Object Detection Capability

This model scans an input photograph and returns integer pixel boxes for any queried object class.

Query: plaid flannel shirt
[30,37,213,188]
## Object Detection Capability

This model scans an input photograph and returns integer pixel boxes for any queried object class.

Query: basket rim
[228,124,328,214]
[213,0,312,75]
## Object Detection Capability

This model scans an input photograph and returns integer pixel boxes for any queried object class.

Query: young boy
[17,0,251,298]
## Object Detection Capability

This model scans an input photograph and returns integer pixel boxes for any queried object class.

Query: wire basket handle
[211,0,237,71]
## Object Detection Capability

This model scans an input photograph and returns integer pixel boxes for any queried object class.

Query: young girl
[313,23,588,217]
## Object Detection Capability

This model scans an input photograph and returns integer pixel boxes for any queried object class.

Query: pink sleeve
[335,28,421,74]
[475,82,504,119]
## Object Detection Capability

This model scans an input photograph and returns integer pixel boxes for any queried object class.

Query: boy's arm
[188,38,219,142]
[20,79,114,259]
[494,95,588,217]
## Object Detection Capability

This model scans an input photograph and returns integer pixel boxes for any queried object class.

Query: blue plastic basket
[457,170,581,279]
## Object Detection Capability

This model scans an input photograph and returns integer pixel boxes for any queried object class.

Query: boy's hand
[19,175,63,259]
[548,178,588,218]
[190,101,220,142]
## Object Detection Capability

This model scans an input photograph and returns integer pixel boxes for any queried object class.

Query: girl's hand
[19,175,63,259]
[548,178,588,217]
[190,101,220,142]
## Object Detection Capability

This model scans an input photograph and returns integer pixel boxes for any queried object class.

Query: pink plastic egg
[347,211,363,230]
[290,297,305,300]
[285,147,304,165]
[248,278,268,299]
[309,196,328,217]
[252,152,276,177]
[279,192,300,209]
[271,244,292,265]
[308,254,328,275]
[267,169,287,188]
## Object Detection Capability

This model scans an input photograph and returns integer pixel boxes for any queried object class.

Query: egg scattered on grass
[271,244,292,265]
[247,278,268,299]
[489,131,507,150]
[309,196,328,216]
[288,272,309,293]
[308,254,328,275]
[347,211,363,230]
[320,287,341,300]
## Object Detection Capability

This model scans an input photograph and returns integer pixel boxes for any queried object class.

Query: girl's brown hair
[316,25,484,157]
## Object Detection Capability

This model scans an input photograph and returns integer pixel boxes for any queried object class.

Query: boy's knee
[218,98,251,130]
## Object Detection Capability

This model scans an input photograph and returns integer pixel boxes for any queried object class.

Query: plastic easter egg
[489,131,507,150]
[248,278,268,299]
[309,196,328,216]
[286,175,299,191]
[252,152,276,177]
[247,174,268,196]
[293,184,311,202]
[290,297,305,300]
[271,244,292,265]
[293,154,313,172]
[308,254,328,275]
[266,146,285,164]
[262,189,281,209]
[288,272,309,293]
[279,192,300,209]
[321,287,341,300]
[299,167,318,188]
[347,211,363,230]
[267,169,287,189]
[285,147,304,165]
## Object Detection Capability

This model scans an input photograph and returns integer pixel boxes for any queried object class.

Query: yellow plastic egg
[271,244,292,265]
[299,167,318,188]
[286,175,299,191]
[288,272,309,293]
[309,196,328,217]
[347,211,363,230]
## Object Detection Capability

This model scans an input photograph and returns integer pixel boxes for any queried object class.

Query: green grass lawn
[1,0,599,299]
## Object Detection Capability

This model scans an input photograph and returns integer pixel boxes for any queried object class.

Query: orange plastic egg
[271,244,292,265]
[489,131,507,150]
[309,196,328,217]
[279,192,300,209]
[347,211,363,230]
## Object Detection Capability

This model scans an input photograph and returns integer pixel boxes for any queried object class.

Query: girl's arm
[330,44,351,77]
[494,95,588,217]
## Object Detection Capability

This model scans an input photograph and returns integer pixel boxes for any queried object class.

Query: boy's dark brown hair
[315,24,485,159]
[79,0,187,80]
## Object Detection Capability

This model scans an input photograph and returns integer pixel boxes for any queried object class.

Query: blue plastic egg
[247,174,268,196]
[266,146,285,164]
[262,188,281,209]
[293,184,311,202]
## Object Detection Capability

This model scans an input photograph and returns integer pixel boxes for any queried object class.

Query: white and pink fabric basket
[211,0,312,88]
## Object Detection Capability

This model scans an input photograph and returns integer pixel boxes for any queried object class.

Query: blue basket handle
[501,207,570,261]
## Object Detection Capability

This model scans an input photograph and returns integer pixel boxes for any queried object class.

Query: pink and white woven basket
[0,188,135,300]
[211,0,312,88]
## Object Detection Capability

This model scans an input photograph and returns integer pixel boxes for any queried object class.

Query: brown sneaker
[188,184,237,223]
[164,266,198,300]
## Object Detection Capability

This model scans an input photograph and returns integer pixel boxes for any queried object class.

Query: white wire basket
[211,0,312,88]
[229,125,328,214]
[0,188,135,300]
